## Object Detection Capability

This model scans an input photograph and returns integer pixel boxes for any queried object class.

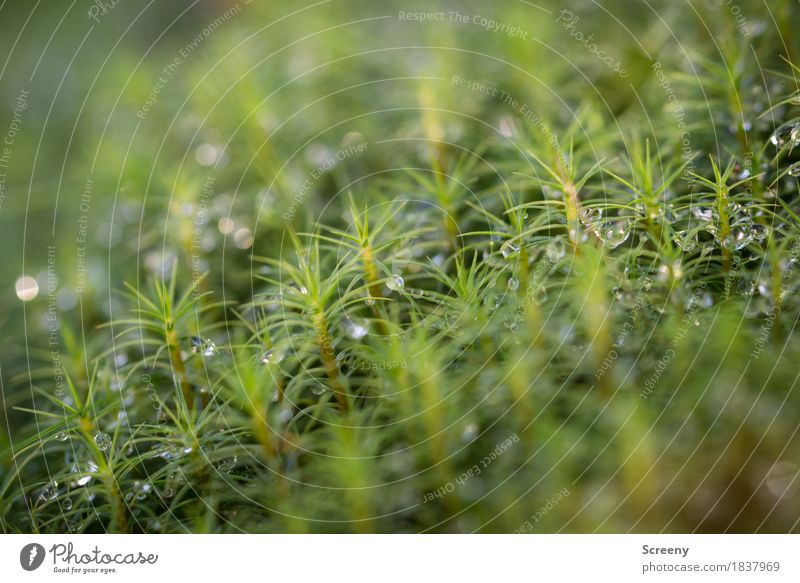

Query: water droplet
[218,456,238,474]
[737,278,756,296]
[277,407,293,424]
[579,207,603,228]
[299,285,309,295]
[507,277,520,291]
[545,237,565,262]
[598,221,631,248]
[15,275,39,301]
[766,461,798,498]
[72,461,98,487]
[498,115,516,138]
[93,432,112,452]
[460,423,479,443]
[234,228,253,250]
[134,481,152,501]
[54,431,69,442]
[723,227,751,251]
[387,274,405,292]
[500,240,520,259]
[674,231,698,252]
[344,318,369,340]
[195,143,220,166]
[750,224,769,242]
[191,336,216,357]
[365,296,375,306]
[38,481,59,503]
[692,207,714,222]
[62,498,73,510]
[769,123,800,148]
[218,217,235,234]
[533,285,548,305]
[312,385,326,396]
[163,487,174,498]
[788,162,800,177]
[542,185,562,200]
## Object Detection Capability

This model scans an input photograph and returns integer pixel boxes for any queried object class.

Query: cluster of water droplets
[770,122,800,149]
[686,202,770,253]
[190,336,217,357]
[71,460,99,488]
[579,207,632,249]
[125,480,153,502]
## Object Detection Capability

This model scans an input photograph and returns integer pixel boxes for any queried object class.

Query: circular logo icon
[20,543,46,571]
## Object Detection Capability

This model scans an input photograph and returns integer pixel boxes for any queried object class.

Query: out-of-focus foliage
[1,0,800,532]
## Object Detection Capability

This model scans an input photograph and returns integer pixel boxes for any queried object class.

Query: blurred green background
[1,0,800,532]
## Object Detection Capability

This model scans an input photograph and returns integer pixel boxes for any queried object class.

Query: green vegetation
[1,0,799,533]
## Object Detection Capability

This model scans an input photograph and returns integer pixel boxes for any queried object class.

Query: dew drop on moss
[191,336,217,357]
[261,348,284,365]
[39,481,59,502]
[93,432,111,452]
[598,221,631,248]
[723,227,751,251]
[387,274,405,292]
[770,123,800,147]
[460,423,479,443]
[692,207,714,222]
[545,237,565,262]
[674,231,698,252]
[500,240,520,259]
